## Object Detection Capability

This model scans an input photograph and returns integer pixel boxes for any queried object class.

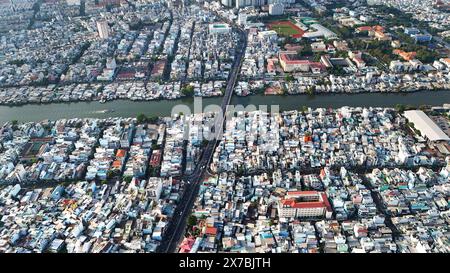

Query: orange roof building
[357,25,384,33]
[441,58,450,67]
[393,49,416,61]
[204,227,217,236]
[374,30,391,41]
[112,160,122,169]
[356,26,372,32]
[372,25,384,32]
[116,149,126,158]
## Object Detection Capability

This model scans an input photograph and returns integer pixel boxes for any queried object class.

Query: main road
[156,12,247,253]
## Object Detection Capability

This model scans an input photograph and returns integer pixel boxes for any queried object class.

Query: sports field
[267,21,305,38]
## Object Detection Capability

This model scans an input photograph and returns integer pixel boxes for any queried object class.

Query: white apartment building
[96,21,110,39]
[269,3,284,16]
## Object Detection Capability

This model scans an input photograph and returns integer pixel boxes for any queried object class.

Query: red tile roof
[112,160,122,168]
[116,149,126,158]
[280,53,311,65]
[205,227,217,235]
[357,26,373,32]
[281,191,332,212]
[281,199,327,209]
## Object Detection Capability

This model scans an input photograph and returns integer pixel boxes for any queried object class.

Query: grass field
[270,25,299,35]
[267,21,304,38]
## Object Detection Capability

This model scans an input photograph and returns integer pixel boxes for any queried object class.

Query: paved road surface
[156,13,247,253]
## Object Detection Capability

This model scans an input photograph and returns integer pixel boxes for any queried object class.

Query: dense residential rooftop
[0,0,448,105]
[1,104,448,253]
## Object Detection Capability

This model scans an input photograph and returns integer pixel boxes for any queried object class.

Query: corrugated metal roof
[404,110,450,142]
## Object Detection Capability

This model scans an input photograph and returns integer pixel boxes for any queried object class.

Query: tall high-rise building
[235,0,293,9]
[238,13,248,26]
[267,0,294,4]
[66,0,81,5]
[269,2,284,15]
[221,0,233,7]
[106,57,116,70]
[96,21,110,39]
[236,0,264,9]
[366,0,383,5]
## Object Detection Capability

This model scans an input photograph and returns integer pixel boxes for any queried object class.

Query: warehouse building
[404,110,450,143]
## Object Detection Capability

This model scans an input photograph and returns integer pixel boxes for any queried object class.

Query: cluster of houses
[187,22,237,80]
[160,117,184,177]
[231,0,450,96]
[366,166,450,216]
[375,0,450,34]
[0,0,37,32]
[241,29,280,78]
[169,6,238,81]
[0,117,163,184]
[235,70,450,96]
[392,211,450,253]
[0,176,180,253]
[0,1,170,87]
[0,79,238,105]
[0,2,243,104]
[179,162,450,253]
[1,106,450,253]
[176,107,450,253]
[210,107,446,174]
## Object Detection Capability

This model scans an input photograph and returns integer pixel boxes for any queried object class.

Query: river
[1,91,450,124]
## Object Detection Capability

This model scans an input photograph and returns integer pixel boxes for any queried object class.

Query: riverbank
[1,77,449,106]
[1,90,450,125]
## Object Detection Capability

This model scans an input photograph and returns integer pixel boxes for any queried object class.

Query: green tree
[415,49,439,63]
[147,116,158,124]
[300,106,309,114]
[285,74,295,82]
[181,85,195,97]
[124,176,133,183]
[137,113,148,124]
[10,120,19,130]
[151,143,160,150]
[419,105,429,111]
[338,26,352,39]
[187,215,197,227]
[107,169,120,179]
[313,53,323,62]
[306,86,316,96]
[395,104,406,113]
[8,59,25,66]
[297,44,313,57]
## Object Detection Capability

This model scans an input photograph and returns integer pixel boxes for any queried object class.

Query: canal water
[1,91,450,124]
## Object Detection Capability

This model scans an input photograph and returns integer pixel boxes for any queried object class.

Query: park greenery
[187,215,197,227]
[181,85,195,97]
[136,113,158,124]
